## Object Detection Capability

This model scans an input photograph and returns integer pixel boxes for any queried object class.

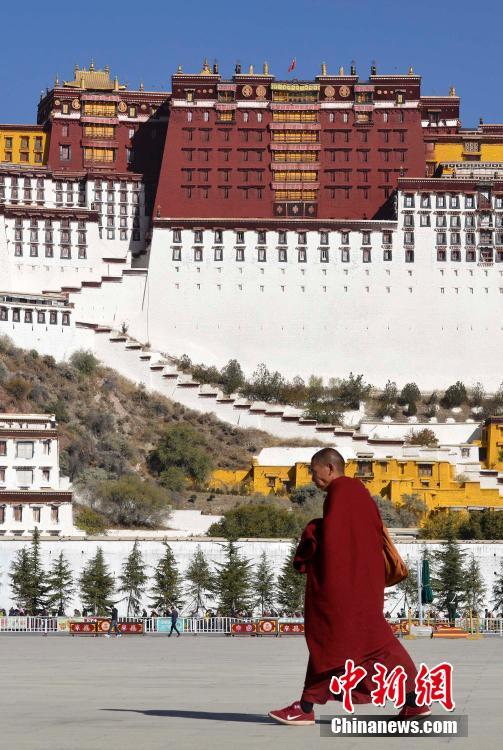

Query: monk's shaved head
[311,447,345,473]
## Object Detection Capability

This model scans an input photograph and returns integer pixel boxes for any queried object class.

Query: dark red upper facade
[153,63,441,221]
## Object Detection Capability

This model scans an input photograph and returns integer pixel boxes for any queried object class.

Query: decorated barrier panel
[231,622,257,635]
[257,619,278,636]
[69,621,97,635]
[278,622,304,635]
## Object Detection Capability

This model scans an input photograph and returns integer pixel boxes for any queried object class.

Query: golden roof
[62,63,126,91]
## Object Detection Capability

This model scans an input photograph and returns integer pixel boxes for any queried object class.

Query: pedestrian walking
[168,606,181,637]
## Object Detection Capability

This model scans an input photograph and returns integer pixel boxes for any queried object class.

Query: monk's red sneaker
[268,700,315,726]
[397,705,432,718]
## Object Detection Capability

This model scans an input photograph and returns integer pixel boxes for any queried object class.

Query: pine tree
[184,545,212,615]
[118,541,148,616]
[212,540,253,616]
[47,551,74,614]
[9,529,50,613]
[252,551,276,614]
[432,518,466,622]
[463,553,486,615]
[276,542,305,615]
[492,559,503,615]
[394,555,419,610]
[9,546,33,611]
[150,541,182,612]
[79,547,115,615]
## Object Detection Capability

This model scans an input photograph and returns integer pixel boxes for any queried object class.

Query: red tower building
[154,61,427,221]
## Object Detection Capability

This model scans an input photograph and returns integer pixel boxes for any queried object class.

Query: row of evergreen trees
[6,530,304,617]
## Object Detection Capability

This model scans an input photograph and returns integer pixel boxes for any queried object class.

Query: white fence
[1,616,502,636]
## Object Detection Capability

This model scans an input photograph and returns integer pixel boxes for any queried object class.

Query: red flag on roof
[288,58,296,73]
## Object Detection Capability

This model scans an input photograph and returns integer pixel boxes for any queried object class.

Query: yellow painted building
[0,125,48,165]
[480,417,503,471]
[210,456,503,511]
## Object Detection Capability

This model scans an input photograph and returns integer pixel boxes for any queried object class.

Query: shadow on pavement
[102,708,277,724]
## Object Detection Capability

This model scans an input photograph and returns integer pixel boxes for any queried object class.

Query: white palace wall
[0,538,501,615]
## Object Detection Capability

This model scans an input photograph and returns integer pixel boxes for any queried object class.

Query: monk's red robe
[294,475,418,705]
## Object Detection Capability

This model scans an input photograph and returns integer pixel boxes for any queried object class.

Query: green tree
[118,541,148,616]
[73,505,108,535]
[79,547,115,615]
[184,545,213,614]
[47,552,74,614]
[150,542,182,612]
[276,542,305,615]
[93,475,172,528]
[147,425,214,485]
[441,381,467,409]
[431,519,467,622]
[463,553,486,615]
[394,555,419,609]
[207,503,306,539]
[252,551,276,613]
[397,494,428,526]
[470,382,486,408]
[492,559,503,615]
[376,380,398,418]
[398,383,421,406]
[419,510,465,539]
[241,363,286,403]
[9,547,33,611]
[212,540,253,616]
[220,359,245,395]
[337,372,372,410]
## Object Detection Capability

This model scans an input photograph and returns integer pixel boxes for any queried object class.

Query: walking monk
[269,447,430,726]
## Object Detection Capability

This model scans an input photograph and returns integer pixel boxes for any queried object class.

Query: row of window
[174,247,409,263]
[0,440,52,457]
[0,505,60,524]
[403,231,503,247]
[0,307,71,324]
[404,194,503,209]
[13,245,87,259]
[185,108,406,123]
[404,214,503,228]
[174,229,393,245]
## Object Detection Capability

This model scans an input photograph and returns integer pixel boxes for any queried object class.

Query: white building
[0,414,73,537]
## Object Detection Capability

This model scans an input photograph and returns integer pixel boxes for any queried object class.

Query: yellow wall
[434,143,464,163]
[434,140,503,168]
[0,128,47,165]
[210,457,503,511]
[481,419,503,471]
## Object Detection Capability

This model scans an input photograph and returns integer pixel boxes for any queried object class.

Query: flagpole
[417,558,423,626]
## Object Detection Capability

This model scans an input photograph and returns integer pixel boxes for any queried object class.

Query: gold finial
[105,65,110,74]
[177,64,182,74]
[449,86,456,96]
[139,80,144,91]
[90,60,95,72]
[80,75,85,89]
[321,62,327,76]
[339,65,344,76]
[263,61,269,75]
[74,64,79,73]
[55,74,59,86]
[408,66,414,75]
[201,58,211,74]
[113,75,119,92]
[249,64,254,75]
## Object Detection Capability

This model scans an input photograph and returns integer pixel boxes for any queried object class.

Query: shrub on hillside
[74,505,108,535]
[92,475,172,528]
[3,377,31,400]
[70,350,99,376]
[207,502,307,539]
[147,424,214,485]
[441,381,467,409]
[405,428,438,447]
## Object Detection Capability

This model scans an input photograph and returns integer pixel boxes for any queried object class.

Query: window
[418,464,433,478]
[236,247,245,261]
[62,313,70,326]
[214,247,223,261]
[278,248,287,262]
[420,194,431,208]
[436,233,447,246]
[32,507,41,523]
[450,195,459,208]
[465,214,475,228]
[420,214,430,227]
[405,249,415,262]
[404,231,414,245]
[298,248,307,262]
[383,248,392,261]
[236,231,245,244]
[59,145,71,161]
[404,214,414,227]
[320,231,329,246]
[320,248,329,263]
[214,229,223,243]
[465,195,475,209]
[466,249,476,262]
[61,102,70,114]
[16,468,33,485]
[278,231,287,245]
[451,233,461,246]
[49,311,57,325]
[362,248,371,263]
[51,506,59,524]
[16,441,34,459]
[437,249,447,261]
[404,194,414,208]
[83,102,116,117]
[0,307,7,321]
[24,310,33,323]
[12,308,20,321]
[13,505,23,522]
[128,106,137,118]
[361,231,371,245]
[194,229,203,244]
[0,441,6,455]
[341,248,350,262]
[451,249,461,262]
[194,247,203,261]
[258,247,267,262]
[297,232,307,245]
[84,147,115,162]
[436,195,446,208]
[341,231,349,245]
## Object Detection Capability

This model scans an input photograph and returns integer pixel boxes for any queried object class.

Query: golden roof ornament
[90,60,95,72]
[55,74,60,86]
[449,86,456,96]
[177,64,182,74]
[201,59,211,75]
[139,81,144,91]
[321,62,327,76]
[339,65,344,75]
[114,75,119,91]
[263,61,269,75]
[408,66,414,75]
[249,64,254,75]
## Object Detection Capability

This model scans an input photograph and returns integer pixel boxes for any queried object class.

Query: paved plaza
[2,634,502,750]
